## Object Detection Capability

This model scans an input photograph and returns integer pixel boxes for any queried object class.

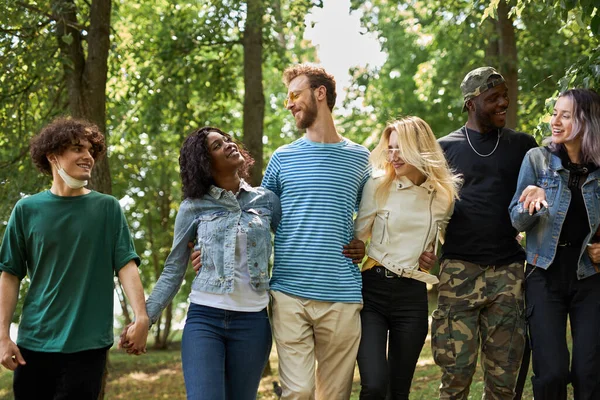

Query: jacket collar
[547,146,599,174]
[372,169,436,191]
[395,175,435,191]
[208,179,255,199]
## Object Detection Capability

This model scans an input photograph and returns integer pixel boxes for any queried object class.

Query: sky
[303,0,387,107]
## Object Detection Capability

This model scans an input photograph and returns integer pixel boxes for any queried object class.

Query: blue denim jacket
[146,180,281,324]
[509,147,600,279]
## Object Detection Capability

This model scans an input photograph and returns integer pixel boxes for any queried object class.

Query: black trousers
[357,267,428,400]
[14,346,109,400]
[526,247,600,400]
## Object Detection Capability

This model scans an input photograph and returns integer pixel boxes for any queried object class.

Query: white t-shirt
[189,226,268,312]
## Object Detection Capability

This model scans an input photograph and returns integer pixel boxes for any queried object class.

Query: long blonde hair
[371,116,462,208]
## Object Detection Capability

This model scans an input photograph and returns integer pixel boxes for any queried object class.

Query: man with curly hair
[0,117,148,399]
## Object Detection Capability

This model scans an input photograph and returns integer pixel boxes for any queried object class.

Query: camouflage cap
[461,67,505,112]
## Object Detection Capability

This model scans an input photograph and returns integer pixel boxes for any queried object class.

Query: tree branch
[0,147,29,170]
[15,1,54,20]
[0,76,39,100]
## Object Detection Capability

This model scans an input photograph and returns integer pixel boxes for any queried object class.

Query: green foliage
[106,1,318,336]
[501,0,600,140]
[0,0,64,224]
[0,0,318,334]
[345,0,597,150]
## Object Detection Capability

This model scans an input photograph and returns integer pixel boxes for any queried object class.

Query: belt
[371,266,403,279]
[369,265,439,285]
[367,251,440,285]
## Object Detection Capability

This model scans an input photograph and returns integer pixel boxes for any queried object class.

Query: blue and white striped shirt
[262,136,370,303]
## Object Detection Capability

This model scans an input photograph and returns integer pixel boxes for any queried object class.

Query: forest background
[0,0,598,358]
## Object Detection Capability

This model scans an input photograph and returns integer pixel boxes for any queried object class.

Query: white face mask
[54,161,88,189]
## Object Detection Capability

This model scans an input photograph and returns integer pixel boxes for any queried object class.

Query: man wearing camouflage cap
[432,67,537,399]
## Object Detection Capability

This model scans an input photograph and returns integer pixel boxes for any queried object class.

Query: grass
[0,333,537,400]
[0,297,575,400]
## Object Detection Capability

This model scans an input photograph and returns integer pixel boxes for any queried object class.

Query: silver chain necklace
[464,126,500,157]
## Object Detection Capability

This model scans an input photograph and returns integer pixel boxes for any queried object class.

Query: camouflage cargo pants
[431,259,526,400]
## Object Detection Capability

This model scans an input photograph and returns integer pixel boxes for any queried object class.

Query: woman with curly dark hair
[122,126,281,399]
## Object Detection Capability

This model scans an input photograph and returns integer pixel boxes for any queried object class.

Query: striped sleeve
[262,152,282,197]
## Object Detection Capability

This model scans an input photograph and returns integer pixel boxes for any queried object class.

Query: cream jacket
[354,173,454,284]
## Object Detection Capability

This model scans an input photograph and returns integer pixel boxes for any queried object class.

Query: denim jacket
[509,147,600,279]
[146,180,281,324]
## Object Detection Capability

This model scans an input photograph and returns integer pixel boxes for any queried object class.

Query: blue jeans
[181,303,272,400]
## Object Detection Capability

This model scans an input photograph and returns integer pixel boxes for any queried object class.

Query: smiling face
[285,75,318,129]
[471,82,510,132]
[388,130,423,184]
[50,139,95,180]
[206,131,244,176]
[550,95,578,145]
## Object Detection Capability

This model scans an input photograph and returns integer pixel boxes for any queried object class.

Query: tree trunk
[53,0,113,193]
[496,1,518,129]
[243,0,273,375]
[52,2,113,398]
[159,302,173,350]
[147,183,177,350]
[146,210,164,349]
[271,0,286,48]
[153,312,163,350]
[114,280,132,325]
[243,0,265,186]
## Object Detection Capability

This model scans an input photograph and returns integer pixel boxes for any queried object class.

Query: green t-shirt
[0,190,140,353]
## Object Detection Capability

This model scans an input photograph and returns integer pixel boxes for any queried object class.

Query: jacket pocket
[245,208,273,282]
[373,210,390,244]
[245,208,272,254]
[431,306,456,368]
[536,176,559,207]
[246,208,272,229]
[506,301,527,364]
[197,210,227,240]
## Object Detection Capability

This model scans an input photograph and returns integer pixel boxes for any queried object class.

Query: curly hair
[30,117,106,175]
[179,126,255,199]
[283,63,337,111]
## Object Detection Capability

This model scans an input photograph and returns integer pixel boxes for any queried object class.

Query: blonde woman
[354,116,461,400]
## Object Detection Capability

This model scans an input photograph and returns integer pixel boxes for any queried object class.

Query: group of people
[0,62,599,400]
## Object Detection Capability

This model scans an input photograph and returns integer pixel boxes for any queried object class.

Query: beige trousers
[270,290,362,400]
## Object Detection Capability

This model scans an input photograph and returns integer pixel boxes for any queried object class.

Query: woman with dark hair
[510,89,600,399]
[124,126,280,399]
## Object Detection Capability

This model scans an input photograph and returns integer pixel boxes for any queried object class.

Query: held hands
[342,239,365,264]
[189,241,202,273]
[418,251,437,272]
[118,319,149,356]
[0,336,25,371]
[519,185,548,215]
